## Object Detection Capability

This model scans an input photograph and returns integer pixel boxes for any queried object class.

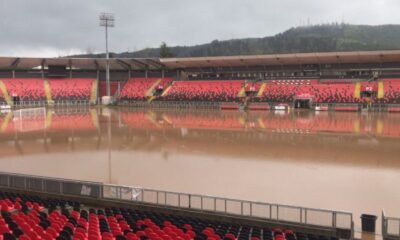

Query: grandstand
[1,50,400,111]
[0,188,346,240]
[0,172,353,240]
[1,51,400,240]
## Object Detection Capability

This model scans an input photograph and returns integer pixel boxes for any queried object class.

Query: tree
[159,42,174,58]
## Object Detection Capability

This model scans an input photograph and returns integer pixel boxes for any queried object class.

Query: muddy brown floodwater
[0,107,399,235]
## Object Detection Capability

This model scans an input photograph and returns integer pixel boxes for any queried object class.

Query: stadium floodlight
[99,13,115,97]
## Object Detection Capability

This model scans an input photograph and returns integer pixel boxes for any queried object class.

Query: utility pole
[99,13,115,97]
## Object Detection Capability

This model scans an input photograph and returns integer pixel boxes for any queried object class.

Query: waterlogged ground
[0,106,399,234]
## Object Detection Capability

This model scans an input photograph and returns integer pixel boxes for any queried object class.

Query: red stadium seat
[48,78,94,100]
[2,78,46,101]
[119,78,173,100]
[163,80,244,102]
[0,191,338,240]
[382,79,400,103]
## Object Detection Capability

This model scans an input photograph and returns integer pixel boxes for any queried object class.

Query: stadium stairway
[147,96,155,103]
[160,81,175,97]
[354,82,361,99]
[257,82,267,97]
[378,80,384,99]
[145,78,162,97]
[90,79,98,104]
[0,80,13,106]
[238,83,247,97]
[44,79,53,104]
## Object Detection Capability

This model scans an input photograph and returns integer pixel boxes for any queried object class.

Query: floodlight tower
[99,13,115,97]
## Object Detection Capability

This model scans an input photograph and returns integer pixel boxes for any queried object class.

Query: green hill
[76,24,400,58]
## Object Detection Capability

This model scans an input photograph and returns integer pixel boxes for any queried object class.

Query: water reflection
[1,108,399,166]
[119,109,400,137]
[0,107,399,233]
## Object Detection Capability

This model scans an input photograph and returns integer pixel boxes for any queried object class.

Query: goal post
[13,107,47,132]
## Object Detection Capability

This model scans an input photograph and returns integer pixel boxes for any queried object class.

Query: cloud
[1,0,400,57]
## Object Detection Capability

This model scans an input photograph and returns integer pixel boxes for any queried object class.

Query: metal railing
[382,210,400,240]
[115,99,400,113]
[103,185,353,230]
[8,100,92,107]
[0,172,102,199]
[52,100,91,106]
[0,171,353,233]
[119,100,221,110]
[16,101,47,107]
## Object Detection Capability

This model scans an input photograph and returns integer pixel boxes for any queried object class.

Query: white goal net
[13,107,47,132]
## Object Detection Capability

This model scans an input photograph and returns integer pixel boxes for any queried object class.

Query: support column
[41,65,45,79]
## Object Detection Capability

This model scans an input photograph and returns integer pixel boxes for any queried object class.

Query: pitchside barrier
[1,100,92,107]
[382,210,400,240]
[119,100,221,110]
[118,100,400,113]
[0,172,353,239]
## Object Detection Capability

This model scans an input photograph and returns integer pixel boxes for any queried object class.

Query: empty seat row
[381,79,400,104]
[119,78,173,100]
[48,78,94,101]
[0,191,339,240]
[0,78,95,102]
[162,80,244,102]
[2,78,400,104]
[2,79,46,101]
[256,83,358,104]
[119,78,159,101]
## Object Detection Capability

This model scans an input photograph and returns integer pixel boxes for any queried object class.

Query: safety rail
[117,100,400,113]
[52,100,91,106]
[387,104,400,108]
[1,100,92,107]
[382,210,400,240]
[103,185,353,231]
[119,100,221,109]
[0,171,353,234]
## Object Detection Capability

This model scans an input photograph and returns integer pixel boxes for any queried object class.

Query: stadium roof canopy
[160,50,400,68]
[1,50,400,71]
[0,57,165,71]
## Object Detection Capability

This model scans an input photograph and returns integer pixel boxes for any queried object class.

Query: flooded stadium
[0,106,399,235]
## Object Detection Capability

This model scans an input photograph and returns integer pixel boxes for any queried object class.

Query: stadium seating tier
[163,80,244,102]
[0,191,339,240]
[2,79,46,101]
[119,78,173,100]
[48,78,95,100]
[1,78,400,105]
[382,79,400,103]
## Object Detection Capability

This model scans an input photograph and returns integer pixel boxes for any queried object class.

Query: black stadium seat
[0,191,340,240]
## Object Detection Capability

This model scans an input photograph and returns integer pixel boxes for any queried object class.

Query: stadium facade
[2,51,400,240]
[1,50,400,111]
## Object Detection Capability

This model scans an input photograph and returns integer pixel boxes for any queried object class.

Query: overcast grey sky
[1,0,400,57]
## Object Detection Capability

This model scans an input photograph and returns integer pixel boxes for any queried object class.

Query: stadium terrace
[0,50,400,111]
[1,50,400,240]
